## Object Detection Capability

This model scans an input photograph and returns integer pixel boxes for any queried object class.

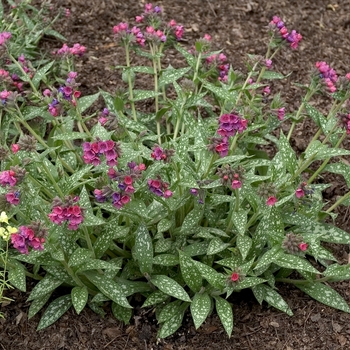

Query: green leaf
[180,206,204,234]
[262,71,287,80]
[297,282,350,313]
[254,246,282,271]
[68,248,92,267]
[44,29,67,41]
[207,237,230,255]
[323,163,350,188]
[191,292,212,329]
[71,286,88,314]
[85,271,132,308]
[324,264,350,281]
[142,291,169,307]
[133,223,153,274]
[158,304,187,339]
[179,251,202,293]
[112,302,132,324]
[76,259,121,273]
[28,292,52,319]
[159,67,191,87]
[314,147,350,161]
[27,274,63,301]
[174,43,196,66]
[304,103,327,131]
[237,235,252,260]
[22,106,48,121]
[231,209,247,236]
[154,238,172,253]
[52,132,88,141]
[274,254,320,274]
[78,92,100,113]
[193,260,225,289]
[279,131,297,174]
[93,230,114,259]
[157,218,172,233]
[37,295,72,330]
[234,277,266,290]
[32,61,54,88]
[260,284,293,315]
[215,296,233,337]
[150,275,191,302]
[153,254,179,266]
[8,266,26,292]
[132,90,160,102]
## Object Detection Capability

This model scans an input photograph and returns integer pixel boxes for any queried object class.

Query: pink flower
[204,34,211,41]
[346,73,350,80]
[295,188,305,198]
[299,242,308,251]
[231,272,239,282]
[135,15,144,22]
[266,196,277,206]
[168,19,177,27]
[265,59,272,68]
[277,107,285,121]
[11,144,20,153]
[263,86,271,95]
[6,191,20,205]
[163,190,173,198]
[231,180,242,190]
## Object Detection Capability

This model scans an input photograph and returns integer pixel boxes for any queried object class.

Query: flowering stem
[125,43,137,122]
[307,131,346,184]
[83,226,95,259]
[235,62,260,107]
[229,134,239,152]
[287,88,315,140]
[193,52,202,84]
[75,99,92,139]
[150,44,161,144]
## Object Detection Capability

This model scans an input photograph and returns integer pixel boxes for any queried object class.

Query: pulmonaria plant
[3,2,350,341]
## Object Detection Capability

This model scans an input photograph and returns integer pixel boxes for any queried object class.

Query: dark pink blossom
[266,196,277,206]
[299,242,308,251]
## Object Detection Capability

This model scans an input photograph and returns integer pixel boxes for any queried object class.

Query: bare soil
[2,0,350,349]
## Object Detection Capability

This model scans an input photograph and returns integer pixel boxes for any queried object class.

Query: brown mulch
[2,0,350,349]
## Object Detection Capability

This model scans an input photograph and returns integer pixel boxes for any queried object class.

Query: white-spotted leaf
[215,296,233,337]
[179,251,202,293]
[150,275,191,302]
[71,286,88,314]
[190,292,212,329]
[133,223,153,274]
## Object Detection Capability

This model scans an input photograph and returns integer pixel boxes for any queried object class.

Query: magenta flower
[231,180,242,190]
[0,170,17,187]
[11,144,20,153]
[0,32,11,46]
[231,272,240,282]
[277,107,285,121]
[295,188,305,198]
[11,225,45,254]
[299,242,308,251]
[6,191,20,205]
[265,59,272,68]
[315,61,338,93]
[217,112,248,138]
[266,196,277,206]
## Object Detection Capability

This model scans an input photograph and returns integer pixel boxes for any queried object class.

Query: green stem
[192,52,202,83]
[61,260,85,287]
[150,45,161,144]
[287,88,315,140]
[125,43,137,121]
[235,62,260,107]
[83,226,95,258]
[326,190,350,213]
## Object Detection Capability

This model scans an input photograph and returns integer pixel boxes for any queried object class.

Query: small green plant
[1,2,350,338]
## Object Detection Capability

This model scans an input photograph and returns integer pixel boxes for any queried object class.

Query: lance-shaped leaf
[297,282,350,313]
[237,235,252,261]
[274,253,320,274]
[214,296,233,337]
[27,274,63,301]
[112,302,132,324]
[179,251,202,293]
[133,223,153,274]
[37,294,72,330]
[71,286,88,314]
[150,275,191,302]
[28,292,52,319]
[8,265,26,292]
[158,302,188,338]
[190,292,212,329]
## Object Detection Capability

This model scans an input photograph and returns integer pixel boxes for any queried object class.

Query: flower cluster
[216,164,245,189]
[95,162,146,209]
[54,43,86,56]
[151,145,175,162]
[48,196,84,230]
[168,19,184,40]
[113,22,146,47]
[11,221,48,254]
[207,136,229,157]
[206,52,230,82]
[217,112,248,138]
[98,108,119,131]
[270,16,302,49]
[0,32,11,46]
[282,233,308,254]
[257,182,278,206]
[0,211,17,241]
[148,177,172,198]
[0,166,26,187]
[82,139,122,167]
[315,61,338,93]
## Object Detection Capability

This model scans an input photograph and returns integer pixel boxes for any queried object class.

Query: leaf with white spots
[112,302,132,324]
[76,259,121,273]
[297,282,350,313]
[180,205,204,234]
[150,275,191,302]
[8,265,26,292]
[190,292,212,329]
[28,292,52,319]
[159,67,191,87]
[142,291,169,308]
[27,274,63,301]
[133,223,153,274]
[207,237,230,255]
[37,294,72,330]
[153,254,179,266]
[157,218,172,233]
[77,92,100,113]
[68,248,92,267]
[237,235,252,260]
[231,209,247,236]
[154,238,173,253]
[84,271,132,308]
[324,264,350,281]
[305,103,327,131]
[274,253,320,274]
[179,251,202,293]
[193,260,226,289]
[254,246,282,271]
[158,303,187,339]
[234,277,266,290]
[71,286,88,314]
[215,296,233,337]
[259,284,293,316]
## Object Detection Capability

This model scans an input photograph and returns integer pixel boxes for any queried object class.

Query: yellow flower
[6,226,17,234]
[0,227,10,241]
[0,211,8,224]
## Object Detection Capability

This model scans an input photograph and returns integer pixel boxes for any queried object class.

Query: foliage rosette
[1,0,350,339]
